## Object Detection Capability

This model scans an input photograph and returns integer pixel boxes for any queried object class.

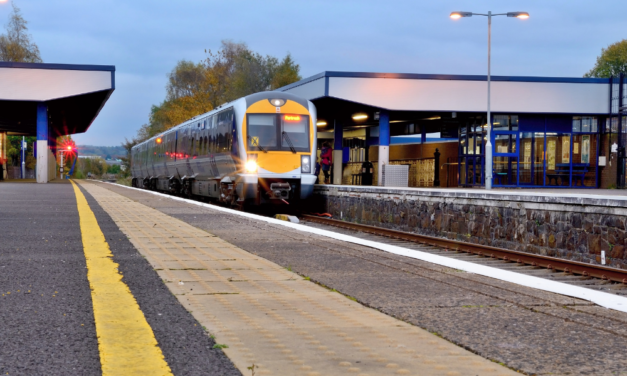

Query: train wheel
[231,198,246,211]
[228,191,244,211]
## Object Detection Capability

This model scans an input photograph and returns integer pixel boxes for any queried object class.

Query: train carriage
[131,91,317,207]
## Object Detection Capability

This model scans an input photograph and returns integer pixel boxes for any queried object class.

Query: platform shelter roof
[278,71,610,132]
[0,62,115,136]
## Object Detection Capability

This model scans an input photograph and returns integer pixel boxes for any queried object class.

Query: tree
[129,41,302,143]
[0,4,42,63]
[7,135,36,166]
[107,164,121,174]
[272,54,301,90]
[76,157,108,178]
[166,60,207,101]
[585,39,627,78]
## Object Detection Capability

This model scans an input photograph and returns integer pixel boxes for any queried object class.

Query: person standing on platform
[314,155,321,184]
[320,141,333,184]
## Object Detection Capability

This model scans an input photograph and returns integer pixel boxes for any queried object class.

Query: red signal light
[67,146,72,150]
[284,115,301,122]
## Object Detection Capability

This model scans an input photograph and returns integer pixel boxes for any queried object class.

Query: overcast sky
[1,0,623,146]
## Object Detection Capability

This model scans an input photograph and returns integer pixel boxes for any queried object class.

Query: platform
[313,184,627,271]
[3,180,627,375]
[314,184,627,207]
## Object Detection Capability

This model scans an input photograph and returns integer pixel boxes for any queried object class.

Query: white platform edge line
[101,182,627,313]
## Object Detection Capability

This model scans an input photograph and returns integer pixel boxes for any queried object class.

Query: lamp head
[450,11,472,19]
[507,12,529,19]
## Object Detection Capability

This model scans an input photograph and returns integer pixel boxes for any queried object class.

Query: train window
[217,111,231,153]
[281,114,310,151]
[247,114,277,150]
[209,115,216,154]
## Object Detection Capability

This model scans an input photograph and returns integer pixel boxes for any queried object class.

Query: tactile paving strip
[79,181,518,376]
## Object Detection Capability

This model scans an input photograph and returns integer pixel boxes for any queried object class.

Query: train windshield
[281,114,309,151]
[247,114,310,152]
[248,114,277,150]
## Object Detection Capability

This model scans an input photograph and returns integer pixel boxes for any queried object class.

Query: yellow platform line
[70,180,173,376]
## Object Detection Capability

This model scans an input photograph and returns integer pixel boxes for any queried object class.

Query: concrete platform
[88,181,627,375]
[5,179,627,375]
[79,181,518,376]
[315,184,627,207]
[312,184,627,270]
[0,181,238,375]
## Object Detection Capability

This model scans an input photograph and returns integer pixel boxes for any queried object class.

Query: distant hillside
[77,145,126,159]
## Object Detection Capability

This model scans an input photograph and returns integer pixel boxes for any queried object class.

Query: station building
[280,71,627,189]
[0,62,115,182]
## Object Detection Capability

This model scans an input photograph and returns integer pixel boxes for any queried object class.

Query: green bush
[107,164,121,174]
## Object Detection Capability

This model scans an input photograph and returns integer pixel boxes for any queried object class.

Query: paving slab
[75,182,239,376]
[91,181,627,375]
[80,181,517,376]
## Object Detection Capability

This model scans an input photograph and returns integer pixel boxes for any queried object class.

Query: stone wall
[312,186,627,269]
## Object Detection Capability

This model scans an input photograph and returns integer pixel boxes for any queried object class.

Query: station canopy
[0,62,115,137]
[278,71,609,135]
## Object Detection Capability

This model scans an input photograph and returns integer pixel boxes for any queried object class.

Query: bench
[494,172,510,185]
[546,163,589,186]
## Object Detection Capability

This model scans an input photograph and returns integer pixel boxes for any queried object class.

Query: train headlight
[245,159,258,173]
[268,98,286,107]
[301,155,311,173]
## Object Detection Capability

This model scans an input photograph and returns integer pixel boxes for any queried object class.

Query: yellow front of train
[236,92,317,205]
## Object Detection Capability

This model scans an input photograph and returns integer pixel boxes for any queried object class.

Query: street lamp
[450,11,529,189]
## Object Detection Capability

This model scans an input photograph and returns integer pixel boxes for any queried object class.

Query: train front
[235,92,317,206]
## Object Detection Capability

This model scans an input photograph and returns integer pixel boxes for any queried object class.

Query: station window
[572,116,598,133]
[492,115,518,131]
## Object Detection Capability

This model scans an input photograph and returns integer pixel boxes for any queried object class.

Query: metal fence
[341,158,436,187]
[6,166,35,179]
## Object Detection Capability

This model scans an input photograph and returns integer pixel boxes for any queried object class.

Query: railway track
[301,214,627,295]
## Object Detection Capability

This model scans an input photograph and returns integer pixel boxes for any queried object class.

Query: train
[131,91,317,208]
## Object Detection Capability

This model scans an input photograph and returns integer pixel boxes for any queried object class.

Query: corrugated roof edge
[279,71,608,92]
[0,61,115,72]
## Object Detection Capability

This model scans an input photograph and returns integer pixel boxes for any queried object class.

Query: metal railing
[341,158,436,187]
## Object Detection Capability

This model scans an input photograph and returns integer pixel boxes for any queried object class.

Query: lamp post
[450,11,529,189]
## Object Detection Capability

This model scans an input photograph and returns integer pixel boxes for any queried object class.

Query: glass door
[519,132,545,186]
[458,118,486,187]
[492,131,518,186]
[545,133,572,186]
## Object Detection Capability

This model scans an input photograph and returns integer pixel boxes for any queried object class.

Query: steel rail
[302,214,627,284]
